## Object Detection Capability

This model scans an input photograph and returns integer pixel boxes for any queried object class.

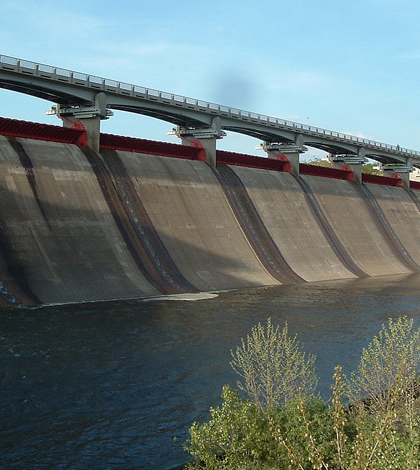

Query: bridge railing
[1,54,420,158]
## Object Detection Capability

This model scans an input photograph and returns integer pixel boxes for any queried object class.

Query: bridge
[0,54,418,182]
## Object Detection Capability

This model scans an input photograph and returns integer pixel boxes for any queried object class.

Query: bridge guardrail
[1,54,419,158]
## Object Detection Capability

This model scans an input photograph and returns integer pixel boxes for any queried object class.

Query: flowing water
[2,274,420,469]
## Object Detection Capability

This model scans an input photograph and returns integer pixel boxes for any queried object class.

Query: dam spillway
[1,121,420,307]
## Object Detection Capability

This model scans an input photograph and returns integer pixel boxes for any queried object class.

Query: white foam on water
[142,292,219,302]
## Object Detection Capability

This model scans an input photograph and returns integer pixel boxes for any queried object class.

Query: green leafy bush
[347,316,420,410]
[184,388,332,470]
[185,385,276,469]
[230,319,317,412]
[183,317,420,469]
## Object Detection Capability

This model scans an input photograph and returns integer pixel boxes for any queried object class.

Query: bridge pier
[382,161,413,190]
[46,92,112,153]
[330,153,367,184]
[171,117,226,167]
[259,141,306,177]
[62,115,101,151]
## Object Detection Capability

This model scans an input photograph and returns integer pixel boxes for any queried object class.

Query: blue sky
[1,0,420,160]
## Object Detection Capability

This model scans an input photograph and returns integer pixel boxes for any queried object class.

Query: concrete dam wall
[0,134,420,307]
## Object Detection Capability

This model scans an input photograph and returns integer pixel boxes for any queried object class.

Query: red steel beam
[0,117,87,145]
[100,132,203,160]
[362,172,403,187]
[216,150,291,172]
[0,117,410,189]
[300,163,355,181]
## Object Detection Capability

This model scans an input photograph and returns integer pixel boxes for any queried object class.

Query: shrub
[184,387,331,470]
[184,385,277,469]
[343,317,420,469]
[230,318,317,412]
[183,317,420,469]
[347,316,420,411]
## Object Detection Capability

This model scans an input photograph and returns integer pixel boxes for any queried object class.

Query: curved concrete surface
[2,134,420,307]
[215,164,305,284]
[229,166,357,281]
[97,148,200,294]
[367,184,420,265]
[113,151,278,291]
[0,136,159,304]
[302,175,410,276]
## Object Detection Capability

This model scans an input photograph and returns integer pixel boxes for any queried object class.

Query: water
[2,274,420,469]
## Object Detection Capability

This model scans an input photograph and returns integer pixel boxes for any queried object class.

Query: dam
[1,117,420,307]
[4,116,420,469]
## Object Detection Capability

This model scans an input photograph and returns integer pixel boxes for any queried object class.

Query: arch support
[330,150,367,185]
[259,139,307,177]
[382,159,413,190]
[46,92,113,152]
[170,117,226,167]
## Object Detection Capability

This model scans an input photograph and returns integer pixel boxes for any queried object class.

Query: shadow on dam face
[1,135,420,307]
[0,187,274,306]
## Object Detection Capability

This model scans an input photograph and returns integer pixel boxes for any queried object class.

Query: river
[2,274,420,469]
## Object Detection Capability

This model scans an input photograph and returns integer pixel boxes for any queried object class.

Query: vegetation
[305,157,333,168]
[230,319,317,411]
[305,157,383,175]
[360,163,383,176]
[183,317,420,469]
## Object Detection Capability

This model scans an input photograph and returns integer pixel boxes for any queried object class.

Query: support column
[330,152,366,184]
[382,161,413,190]
[170,117,226,167]
[259,141,307,177]
[63,115,101,151]
[46,92,112,153]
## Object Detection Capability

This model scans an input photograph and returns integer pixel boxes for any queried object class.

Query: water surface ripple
[2,274,420,469]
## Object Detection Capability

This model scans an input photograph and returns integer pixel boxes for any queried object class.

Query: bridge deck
[1,54,419,164]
